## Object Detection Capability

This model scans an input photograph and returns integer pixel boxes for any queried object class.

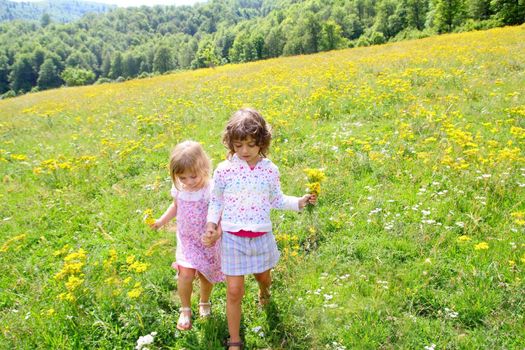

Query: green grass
[1,25,525,349]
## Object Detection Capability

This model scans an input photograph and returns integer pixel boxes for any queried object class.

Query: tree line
[0,0,114,23]
[1,0,524,97]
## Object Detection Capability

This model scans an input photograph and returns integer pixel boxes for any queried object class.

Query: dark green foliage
[9,54,37,93]
[122,52,139,78]
[152,45,173,73]
[40,13,51,27]
[490,0,525,25]
[109,52,123,79]
[0,54,9,94]
[433,0,468,33]
[37,58,62,89]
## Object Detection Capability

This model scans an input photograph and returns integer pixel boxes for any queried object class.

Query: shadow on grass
[263,299,312,349]
[175,313,230,350]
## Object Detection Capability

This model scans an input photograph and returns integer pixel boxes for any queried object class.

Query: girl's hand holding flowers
[303,168,325,210]
[299,194,317,209]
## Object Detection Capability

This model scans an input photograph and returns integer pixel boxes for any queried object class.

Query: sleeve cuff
[283,195,300,211]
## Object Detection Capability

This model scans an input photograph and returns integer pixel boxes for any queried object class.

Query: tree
[37,58,62,89]
[32,47,46,75]
[192,40,220,69]
[491,0,525,25]
[302,13,322,54]
[9,55,37,93]
[178,40,198,68]
[41,13,51,27]
[101,52,111,77]
[122,52,139,78]
[0,55,9,94]
[374,0,406,39]
[433,0,467,32]
[66,51,91,70]
[229,32,255,62]
[251,33,265,60]
[264,27,285,58]
[61,67,96,86]
[320,20,345,51]
[215,29,236,60]
[406,0,429,29]
[109,52,123,79]
[153,45,173,73]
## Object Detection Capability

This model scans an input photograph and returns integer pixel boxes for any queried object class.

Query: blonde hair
[169,141,211,190]
[223,108,272,157]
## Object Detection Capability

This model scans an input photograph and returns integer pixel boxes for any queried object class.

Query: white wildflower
[136,332,157,350]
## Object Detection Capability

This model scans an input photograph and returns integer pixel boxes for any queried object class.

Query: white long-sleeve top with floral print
[207,154,300,233]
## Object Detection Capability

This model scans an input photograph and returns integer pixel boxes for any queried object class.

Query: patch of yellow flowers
[303,168,326,196]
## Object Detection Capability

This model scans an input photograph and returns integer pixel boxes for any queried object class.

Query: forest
[0,0,114,23]
[0,0,524,97]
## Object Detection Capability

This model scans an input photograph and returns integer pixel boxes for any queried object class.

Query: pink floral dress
[171,185,223,283]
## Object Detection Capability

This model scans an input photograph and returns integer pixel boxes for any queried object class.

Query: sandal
[225,339,244,350]
[176,307,192,331]
[198,301,212,317]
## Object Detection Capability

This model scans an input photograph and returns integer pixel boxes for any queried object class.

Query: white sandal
[198,301,212,317]
[176,307,192,330]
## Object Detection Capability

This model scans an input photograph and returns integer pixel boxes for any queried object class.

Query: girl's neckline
[180,184,207,193]
[232,153,263,169]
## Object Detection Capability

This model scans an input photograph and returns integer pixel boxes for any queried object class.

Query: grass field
[1,24,525,349]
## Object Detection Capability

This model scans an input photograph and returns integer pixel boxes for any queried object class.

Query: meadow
[1,24,524,349]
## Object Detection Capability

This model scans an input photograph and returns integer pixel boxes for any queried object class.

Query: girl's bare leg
[254,269,271,306]
[198,273,213,316]
[177,267,195,329]
[226,275,245,349]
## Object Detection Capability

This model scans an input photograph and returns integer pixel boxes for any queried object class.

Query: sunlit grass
[1,25,524,349]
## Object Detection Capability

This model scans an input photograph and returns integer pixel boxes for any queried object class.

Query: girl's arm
[151,200,177,229]
[269,167,301,211]
[270,167,317,211]
[206,168,224,225]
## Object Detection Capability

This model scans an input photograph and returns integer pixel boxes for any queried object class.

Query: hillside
[2,0,524,97]
[0,0,115,23]
[1,25,525,349]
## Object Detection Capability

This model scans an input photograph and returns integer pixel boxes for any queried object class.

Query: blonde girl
[151,141,223,331]
[203,109,316,350]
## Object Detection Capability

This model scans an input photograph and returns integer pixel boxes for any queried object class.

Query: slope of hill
[2,0,524,97]
[0,0,115,23]
[1,25,524,349]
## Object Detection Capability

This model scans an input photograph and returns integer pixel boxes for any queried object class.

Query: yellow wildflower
[65,276,84,291]
[1,234,27,253]
[457,235,471,243]
[143,209,156,226]
[304,168,325,196]
[474,242,489,250]
[128,283,143,299]
[128,261,149,273]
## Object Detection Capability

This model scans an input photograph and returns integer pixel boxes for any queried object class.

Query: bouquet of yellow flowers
[143,208,156,226]
[304,168,326,197]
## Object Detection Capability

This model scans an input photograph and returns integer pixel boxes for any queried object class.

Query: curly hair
[222,108,272,157]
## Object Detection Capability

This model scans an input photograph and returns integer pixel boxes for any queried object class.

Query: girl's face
[177,170,203,191]
[233,136,261,166]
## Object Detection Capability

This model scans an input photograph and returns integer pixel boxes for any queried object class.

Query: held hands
[202,222,221,247]
[299,193,317,210]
